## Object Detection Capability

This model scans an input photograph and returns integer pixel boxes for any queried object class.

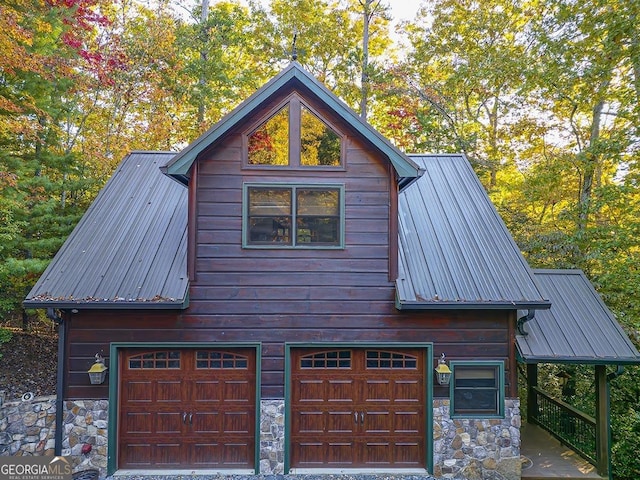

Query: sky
[388,0,423,22]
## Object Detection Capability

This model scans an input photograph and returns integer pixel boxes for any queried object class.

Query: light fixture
[435,353,452,385]
[87,353,108,385]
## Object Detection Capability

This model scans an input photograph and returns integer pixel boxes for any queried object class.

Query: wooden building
[25,63,640,479]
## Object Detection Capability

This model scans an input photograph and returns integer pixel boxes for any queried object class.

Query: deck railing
[530,386,597,465]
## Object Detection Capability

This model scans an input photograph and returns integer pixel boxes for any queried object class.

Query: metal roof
[23,151,189,309]
[517,270,640,365]
[396,154,551,310]
[161,61,423,183]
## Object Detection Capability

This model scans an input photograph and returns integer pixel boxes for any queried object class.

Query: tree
[399,0,534,186]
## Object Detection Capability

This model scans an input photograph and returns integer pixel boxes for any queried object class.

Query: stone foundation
[61,400,109,473]
[259,399,285,474]
[2,395,521,480]
[433,398,521,480]
[0,394,56,456]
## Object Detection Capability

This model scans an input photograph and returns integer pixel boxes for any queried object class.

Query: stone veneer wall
[433,398,521,480]
[2,395,521,480]
[259,399,285,474]
[0,394,56,456]
[61,400,109,473]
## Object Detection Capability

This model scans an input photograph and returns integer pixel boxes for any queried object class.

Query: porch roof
[516,269,640,365]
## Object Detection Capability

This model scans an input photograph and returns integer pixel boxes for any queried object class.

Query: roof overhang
[395,290,552,311]
[162,62,423,183]
[516,352,640,366]
[24,296,189,311]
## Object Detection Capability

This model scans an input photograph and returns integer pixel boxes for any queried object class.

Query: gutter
[517,310,535,335]
[46,308,64,457]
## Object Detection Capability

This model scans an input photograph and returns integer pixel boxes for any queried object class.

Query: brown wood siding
[65,309,515,400]
[63,89,518,402]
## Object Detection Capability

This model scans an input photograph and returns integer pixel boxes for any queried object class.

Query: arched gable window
[245,94,343,168]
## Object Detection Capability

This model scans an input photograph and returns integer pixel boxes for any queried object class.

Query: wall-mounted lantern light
[435,353,452,386]
[88,353,108,385]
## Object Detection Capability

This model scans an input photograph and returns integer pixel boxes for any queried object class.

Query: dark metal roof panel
[24,152,188,309]
[517,270,640,364]
[397,154,550,309]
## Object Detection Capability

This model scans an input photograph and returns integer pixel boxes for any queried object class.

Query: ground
[0,328,58,401]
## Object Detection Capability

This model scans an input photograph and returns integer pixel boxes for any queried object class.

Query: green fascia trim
[284,341,434,475]
[106,341,262,476]
[24,299,189,310]
[163,62,421,181]
[517,353,640,366]
[449,360,505,419]
[396,299,552,311]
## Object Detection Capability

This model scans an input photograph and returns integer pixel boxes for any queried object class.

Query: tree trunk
[197,0,210,127]
[360,0,371,120]
[578,97,604,231]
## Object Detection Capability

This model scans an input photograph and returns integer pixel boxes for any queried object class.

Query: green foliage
[0,328,13,360]
[611,409,640,480]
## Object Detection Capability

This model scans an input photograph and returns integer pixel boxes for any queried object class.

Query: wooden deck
[521,423,607,480]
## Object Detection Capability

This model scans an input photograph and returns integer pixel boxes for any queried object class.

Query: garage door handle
[360,411,365,425]
[182,412,187,424]
[189,413,193,424]
[354,412,358,424]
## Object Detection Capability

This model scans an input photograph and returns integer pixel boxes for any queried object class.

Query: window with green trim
[244,184,343,248]
[450,361,504,418]
[246,94,343,168]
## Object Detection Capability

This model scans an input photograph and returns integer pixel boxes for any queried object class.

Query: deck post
[526,363,538,422]
[594,365,609,477]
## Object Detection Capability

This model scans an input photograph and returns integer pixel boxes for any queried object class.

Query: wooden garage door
[290,347,426,469]
[119,348,256,470]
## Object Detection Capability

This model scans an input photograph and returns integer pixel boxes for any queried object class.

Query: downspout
[606,366,625,480]
[46,308,65,456]
[517,310,535,335]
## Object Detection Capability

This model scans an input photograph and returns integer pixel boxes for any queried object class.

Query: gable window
[244,183,344,248]
[450,361,505,418]
[246,94,343,168]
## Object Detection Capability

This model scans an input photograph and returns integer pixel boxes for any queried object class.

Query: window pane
[297,189,339,215]
[452,364,501,416]
[248,188,292,244]
[454,389,499,413]
[300,106,341,166]
[297,217,339,244]
[249,188,291,216]
[249,217,291,243]
[296,189,340,245]
[248,106,289,165]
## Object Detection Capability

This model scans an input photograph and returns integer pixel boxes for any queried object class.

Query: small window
[196,351,248,369]
[366,350,417,369]
[244,184,343,248]
[128,351,181,369]
[300,106,341,166]
[300,350,351,369]
[248,106,289,166]
[245,94,343,168]
[450,361,504,418]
